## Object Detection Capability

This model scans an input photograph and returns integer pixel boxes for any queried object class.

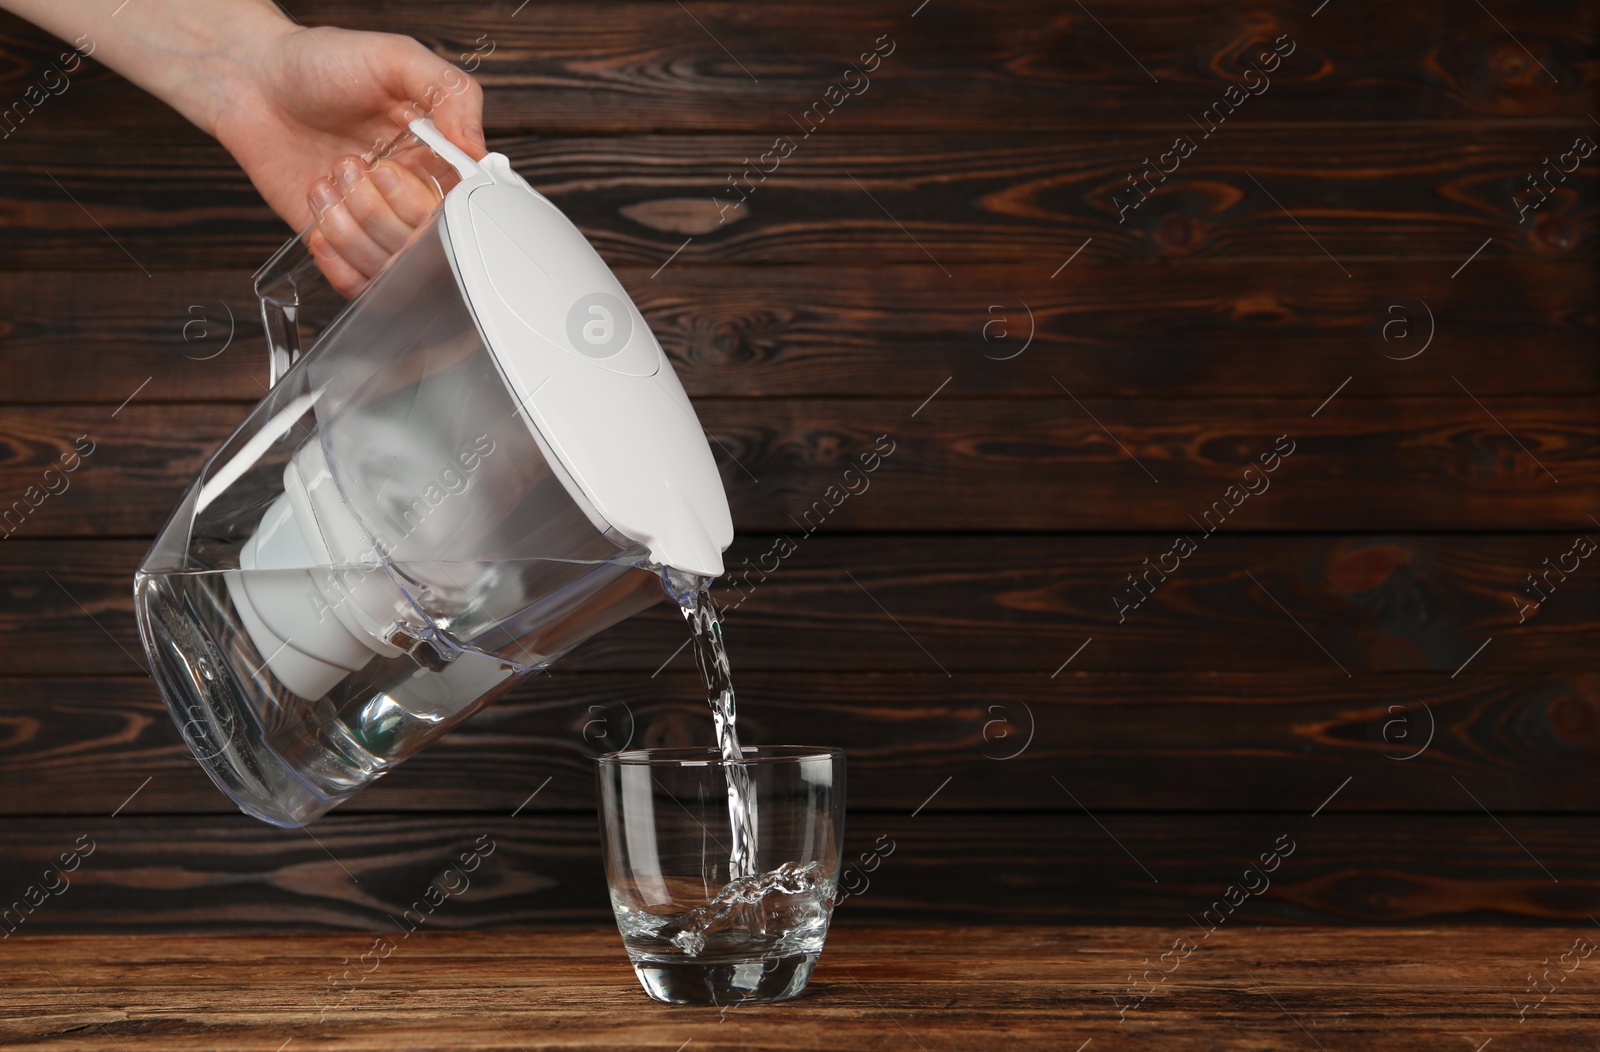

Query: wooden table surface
[3,925,1597,1050]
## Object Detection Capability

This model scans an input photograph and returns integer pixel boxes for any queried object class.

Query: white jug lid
[412,120,733,579]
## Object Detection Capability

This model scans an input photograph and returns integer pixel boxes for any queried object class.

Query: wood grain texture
[2,0,1594,136]
[1,127,1594,269]
[0,672,1596,816]
[0,0,1594,942]
[0,535,1592,676]
[3,262,1597,403]
[0,400,1594,535]
[0,813,1597,932]
[3,927,1600,1050]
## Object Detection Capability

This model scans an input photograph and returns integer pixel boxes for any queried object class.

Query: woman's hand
[211,23,486,296]
[0,0,484,295]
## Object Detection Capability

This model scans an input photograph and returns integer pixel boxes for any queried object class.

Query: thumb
[387,37,487,158]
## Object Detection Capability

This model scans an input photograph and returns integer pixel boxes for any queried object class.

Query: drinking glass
[597,746,846,1004]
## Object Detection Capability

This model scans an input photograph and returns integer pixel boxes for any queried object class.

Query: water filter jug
[135,120,733,827]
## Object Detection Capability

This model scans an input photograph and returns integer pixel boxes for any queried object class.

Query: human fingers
[331,155,439,255]
[368,158,441,228]
[307,227,370,299]
[309,172,391,278]
[382,34,486,158]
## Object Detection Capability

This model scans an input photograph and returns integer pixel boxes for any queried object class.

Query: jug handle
[405,117,484,183]
[253,224,320,388]
[251,119,482,388]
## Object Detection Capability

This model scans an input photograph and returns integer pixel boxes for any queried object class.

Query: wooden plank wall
[0,1,1595,931]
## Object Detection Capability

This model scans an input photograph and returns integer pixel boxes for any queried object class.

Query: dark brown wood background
[0,1,1595,932]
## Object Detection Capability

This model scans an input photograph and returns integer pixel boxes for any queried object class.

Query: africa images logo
[565,292,633,359]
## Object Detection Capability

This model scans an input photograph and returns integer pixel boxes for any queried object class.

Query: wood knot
[704,318,760,366]
[1156,212,1198,251]
[1232,293,1288,323]
[1546,694,1598,743]
[619,197,736,236]
[1487,40,1553,90]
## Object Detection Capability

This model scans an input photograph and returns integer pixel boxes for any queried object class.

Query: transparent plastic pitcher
[135,120,733,827]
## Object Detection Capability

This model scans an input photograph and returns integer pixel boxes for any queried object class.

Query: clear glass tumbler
[597,746,846,1004]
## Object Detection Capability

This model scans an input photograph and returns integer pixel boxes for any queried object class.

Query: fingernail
[465,122,485,153]
[309,178,342,216]
[334,156,364,194]
[371,163,400,196]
